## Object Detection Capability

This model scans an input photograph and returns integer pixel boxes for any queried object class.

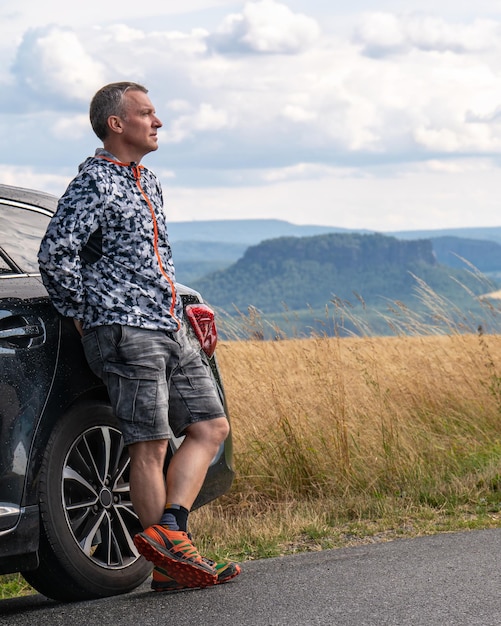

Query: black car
[0,183,234,602]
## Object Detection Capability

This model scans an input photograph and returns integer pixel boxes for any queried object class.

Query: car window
[0,204,50,274]
[0,253,14,274]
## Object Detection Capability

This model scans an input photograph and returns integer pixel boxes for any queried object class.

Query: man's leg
[128,439,169,530]
[145,415,241,591]
[128,416,229,529]
[132,416,230,587]
[165,416,229,508]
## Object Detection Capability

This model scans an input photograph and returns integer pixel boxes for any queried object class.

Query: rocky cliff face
[242,233,436,270]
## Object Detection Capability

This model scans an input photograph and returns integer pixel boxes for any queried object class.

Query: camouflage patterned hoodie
[38,149,183,332]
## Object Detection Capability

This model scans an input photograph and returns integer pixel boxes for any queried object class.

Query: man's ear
[107,115,123,134]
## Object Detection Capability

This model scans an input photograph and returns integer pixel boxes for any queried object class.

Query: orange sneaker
[151,558,241,592]
[134,526,217,588]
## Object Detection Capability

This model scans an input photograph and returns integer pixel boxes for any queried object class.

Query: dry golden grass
[191,331,501,561]
[221,333,501,489]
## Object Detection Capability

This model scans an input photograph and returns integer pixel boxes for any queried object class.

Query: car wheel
[22,403,151,601]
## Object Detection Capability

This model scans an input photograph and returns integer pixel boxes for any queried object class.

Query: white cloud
[0,165,71,195]
[282,104,317,123]
[209,0,320,54]
[354,12,501,57]
[4,2,501,231]
[420,158,494,174]
[263,163,360,182]
[12,26,106,104]
[163,159,501,231]
[103,24,147,44]
[52,114,90,141]
[353,13,406,56]
[163,102,231,142]
[414,125,501,153]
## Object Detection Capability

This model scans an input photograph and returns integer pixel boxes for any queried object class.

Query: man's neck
[102,142,144,165]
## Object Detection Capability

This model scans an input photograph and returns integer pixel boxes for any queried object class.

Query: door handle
[0,324,44,340]
[0,316,46,354]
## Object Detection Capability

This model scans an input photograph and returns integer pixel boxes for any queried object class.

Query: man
[38,81,240,591]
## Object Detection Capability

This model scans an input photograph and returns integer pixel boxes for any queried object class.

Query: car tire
[22,402,152,602]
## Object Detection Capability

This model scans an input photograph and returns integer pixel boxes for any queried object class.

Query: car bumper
[0,504,39,574]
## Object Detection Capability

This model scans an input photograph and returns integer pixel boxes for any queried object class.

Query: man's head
[90,82,147,141]
[89,82,162,162]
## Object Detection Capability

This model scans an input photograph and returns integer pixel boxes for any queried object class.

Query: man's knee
[128,439,169,469]
[214,415,230,442]
[187,416,229,444]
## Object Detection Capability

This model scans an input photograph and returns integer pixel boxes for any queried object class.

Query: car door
[0,201,59,531]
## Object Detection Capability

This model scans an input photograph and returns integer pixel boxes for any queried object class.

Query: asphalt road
[1,528,501,626]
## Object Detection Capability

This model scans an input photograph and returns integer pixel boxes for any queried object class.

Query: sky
[2,0,501,232]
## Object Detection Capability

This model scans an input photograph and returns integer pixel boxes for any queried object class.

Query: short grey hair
[89,82,148,141]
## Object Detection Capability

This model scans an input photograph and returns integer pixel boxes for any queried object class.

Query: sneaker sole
[134,533,217,588]
[151,563,241,592]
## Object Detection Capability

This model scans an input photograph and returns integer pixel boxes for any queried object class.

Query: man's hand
[73,319,84,337]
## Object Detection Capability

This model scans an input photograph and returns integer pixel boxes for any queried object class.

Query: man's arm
[38,173,101,321]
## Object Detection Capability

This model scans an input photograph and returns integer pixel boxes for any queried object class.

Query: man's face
[119,90,163,159]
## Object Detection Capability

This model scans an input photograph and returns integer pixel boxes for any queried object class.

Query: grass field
[3,300,501,598]
[189,327,501,561]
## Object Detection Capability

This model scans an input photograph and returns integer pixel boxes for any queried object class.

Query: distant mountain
[169,219,501,284]
[430,236,501,272]
[388,226,501,246]
[168,219,363,245]
[170,240,248,284]
[191,232,490,319]
[168,218,501,246]
[169,220,351,283]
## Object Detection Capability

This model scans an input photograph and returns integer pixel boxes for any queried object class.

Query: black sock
[159,504,189,532]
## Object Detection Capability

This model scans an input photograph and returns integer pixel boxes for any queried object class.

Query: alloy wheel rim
[61,425,141,569]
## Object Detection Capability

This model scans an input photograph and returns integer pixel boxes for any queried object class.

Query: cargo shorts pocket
[103,363,160,426]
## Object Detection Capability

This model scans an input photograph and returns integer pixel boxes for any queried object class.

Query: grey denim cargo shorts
[81,324,225,445]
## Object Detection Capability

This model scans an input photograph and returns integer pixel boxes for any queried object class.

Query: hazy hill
[429,236,501,272]
[389,226,501,246]
[168,219,358,244]
[191,232,488,318]
[170,219,501,284]
[170,240,248,284]
[168,218,501,246]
